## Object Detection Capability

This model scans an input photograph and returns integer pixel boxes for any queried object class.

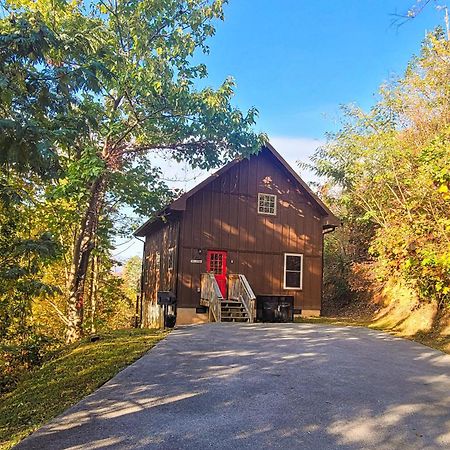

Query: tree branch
[45,298,70,325]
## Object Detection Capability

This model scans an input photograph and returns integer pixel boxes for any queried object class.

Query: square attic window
[258,193,277,215]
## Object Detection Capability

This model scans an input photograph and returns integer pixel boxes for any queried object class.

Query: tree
[310,29,450,310]
[391,0,450,39]
[2,0,265,342]
[0,177,60,341]
[0,3,110,176]
[0,1,114,342]
[121,256,142,299]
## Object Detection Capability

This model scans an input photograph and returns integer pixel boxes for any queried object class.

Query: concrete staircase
[221,299,250,322]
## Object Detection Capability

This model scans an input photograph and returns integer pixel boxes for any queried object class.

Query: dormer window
[258,193,277,215]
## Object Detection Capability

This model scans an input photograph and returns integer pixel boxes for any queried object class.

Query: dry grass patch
[296,312,450,354]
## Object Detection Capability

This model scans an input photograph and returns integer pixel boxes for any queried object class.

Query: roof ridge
[134,142,339,237]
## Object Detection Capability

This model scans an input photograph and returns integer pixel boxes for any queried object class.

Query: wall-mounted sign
[190,259,203,264]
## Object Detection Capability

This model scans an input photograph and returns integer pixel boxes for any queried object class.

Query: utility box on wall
[157,291,176,328]
[256,295,294,323]
[157,291,176,305]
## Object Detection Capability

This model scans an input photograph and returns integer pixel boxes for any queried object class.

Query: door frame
[206,250,227,298]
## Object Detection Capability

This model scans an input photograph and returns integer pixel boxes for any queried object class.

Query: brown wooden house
[134,143,338,327]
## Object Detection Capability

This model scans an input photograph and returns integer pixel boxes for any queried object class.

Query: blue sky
[201,0,443,139]
[116,1,446,260]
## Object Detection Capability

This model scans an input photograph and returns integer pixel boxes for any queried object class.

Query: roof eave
[133,207,172,237]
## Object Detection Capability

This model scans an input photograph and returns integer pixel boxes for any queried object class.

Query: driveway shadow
[16,323,450,450]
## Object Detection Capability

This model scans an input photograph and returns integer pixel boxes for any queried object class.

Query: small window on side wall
[258,193,277,215]
[284,253,303,289]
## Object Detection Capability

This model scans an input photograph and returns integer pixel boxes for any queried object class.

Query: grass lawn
[0,328,167,449]
[295,316,450,354]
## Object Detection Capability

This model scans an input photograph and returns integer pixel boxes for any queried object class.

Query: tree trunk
[66,176,105,343]
[89,253,99,334]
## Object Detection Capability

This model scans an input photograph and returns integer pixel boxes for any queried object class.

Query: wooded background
[0,0,263,392]
[1,0,449,393]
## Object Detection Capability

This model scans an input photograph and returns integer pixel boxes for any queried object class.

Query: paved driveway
[17,323,450,450]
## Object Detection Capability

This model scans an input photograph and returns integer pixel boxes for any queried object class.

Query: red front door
[206,250,227,298]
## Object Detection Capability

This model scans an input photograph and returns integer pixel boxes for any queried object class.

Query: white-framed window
[258,193,277,215]
[283,253,303,290]
[167,247,175,271]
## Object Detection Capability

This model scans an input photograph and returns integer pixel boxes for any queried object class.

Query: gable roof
[134,142,339,237]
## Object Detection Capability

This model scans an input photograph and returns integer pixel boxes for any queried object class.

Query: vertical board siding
[177,148,325,311]
[141,219,179,326]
